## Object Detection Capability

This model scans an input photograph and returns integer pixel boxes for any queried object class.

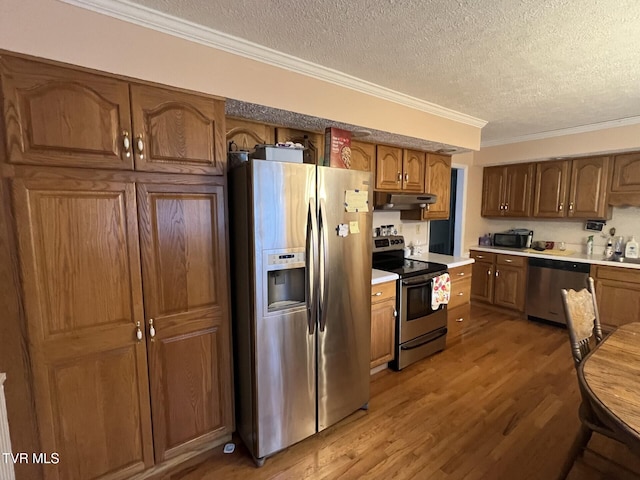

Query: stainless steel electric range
[372,236,448,370]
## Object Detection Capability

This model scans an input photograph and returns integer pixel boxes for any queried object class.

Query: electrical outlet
[416,224,421,235]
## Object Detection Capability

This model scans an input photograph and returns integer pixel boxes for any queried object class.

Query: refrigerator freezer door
[251,160,317,458]
[317,166,373,431]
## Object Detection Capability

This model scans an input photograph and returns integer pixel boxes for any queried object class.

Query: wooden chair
[557,277,636,479]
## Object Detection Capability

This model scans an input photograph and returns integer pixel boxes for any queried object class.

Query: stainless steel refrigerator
[229,159,372,466]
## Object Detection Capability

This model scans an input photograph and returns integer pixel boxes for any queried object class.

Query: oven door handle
[402,278,432,288]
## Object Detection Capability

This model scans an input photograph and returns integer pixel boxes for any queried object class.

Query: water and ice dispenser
[265,251,306,312]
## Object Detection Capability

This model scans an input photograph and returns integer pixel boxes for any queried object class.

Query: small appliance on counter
[492,229,533,249]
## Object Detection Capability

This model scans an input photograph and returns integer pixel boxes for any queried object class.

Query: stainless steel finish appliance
[229,159,372,465]
[373,192,437,210]
[372,236,448,370]
[493,229,533,249]
[526,257,590,325]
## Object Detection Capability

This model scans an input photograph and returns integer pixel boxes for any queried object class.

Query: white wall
[372,211,429,248]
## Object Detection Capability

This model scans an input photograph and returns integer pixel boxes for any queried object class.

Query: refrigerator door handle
[319,198,329,332]
[306,197,318,335]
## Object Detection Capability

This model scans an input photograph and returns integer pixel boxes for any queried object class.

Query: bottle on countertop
[626,236,639,259]
[604,237,613,259]
[586,236,593,256]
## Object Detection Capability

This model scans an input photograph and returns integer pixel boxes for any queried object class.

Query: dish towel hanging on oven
[431,273,451,310]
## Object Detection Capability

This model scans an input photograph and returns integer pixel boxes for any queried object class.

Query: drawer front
[449,263,472,282]
[470,250,496,263]
[448,277,471,309]
[496,254,527,267]
[447,304,471,344]
[591,265,640,284]
[371,280,396,303]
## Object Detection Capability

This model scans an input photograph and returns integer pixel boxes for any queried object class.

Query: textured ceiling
[128,0,640,145]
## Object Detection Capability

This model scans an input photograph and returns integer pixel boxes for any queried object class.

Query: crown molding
[60,0,487,129]
[481,116,640,148]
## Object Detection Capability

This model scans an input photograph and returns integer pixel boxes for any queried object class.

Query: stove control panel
[373,235,405,251]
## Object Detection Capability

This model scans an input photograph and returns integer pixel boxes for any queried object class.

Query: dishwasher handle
[527,257,590,273]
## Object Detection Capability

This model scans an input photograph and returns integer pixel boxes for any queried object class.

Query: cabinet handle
[122,131,131,158]
[404,173,409,182]
[505,203,509,210]
[569,202,574,211]
[504,259,513,263]
[495,270,500,277]
[397,172,402,182]
[393,309,397,317]
[477,255,484,259]
[149,318,156,339]
[457,292,464,296]
[135,321,142,342]
[372,291,382,296]
[426,204,430,211]
[558,202,564,212]
[457,272,465,276]
[136,134,145,160]
[456,318,464,322]
[487,269,492,275]
[499,204,504,210]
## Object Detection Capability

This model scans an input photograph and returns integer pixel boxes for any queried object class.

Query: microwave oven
[493,230,533,249]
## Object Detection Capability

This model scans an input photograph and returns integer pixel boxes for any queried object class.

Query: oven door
[399,274,447,343]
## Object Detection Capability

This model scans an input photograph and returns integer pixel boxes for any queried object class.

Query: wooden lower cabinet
[11,171,233,479]
[447,263,473,345]
[370,281,396,369]
[591,265,640,329]
[470,251,527,312]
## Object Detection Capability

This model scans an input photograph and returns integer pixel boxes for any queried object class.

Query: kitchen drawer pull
[504,259,513,263]
[457,292,464,296]
[456,318,464,322]
[477,255,484,259]
[457,272,465,276]
[372,291,382,296]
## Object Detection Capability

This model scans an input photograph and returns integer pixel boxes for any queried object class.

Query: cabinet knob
[135,321,142,342]
[136,134,145,160]
[495,270,500,277]
[456,318,464,322]
[122,131,131,158]
[499,204,504,210]
[558,202,564,211]
[393,309,397,318]
[487,269,492,275]
[372,291,382,296]
[569,202,574,211]
[457,292,464,296]
[149,318,156,339]
[504,203,509,210]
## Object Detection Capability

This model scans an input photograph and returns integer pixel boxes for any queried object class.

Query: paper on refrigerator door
[349,221,360,234]
[344,190,369,212]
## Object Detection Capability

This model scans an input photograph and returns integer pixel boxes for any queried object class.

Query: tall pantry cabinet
[0,54,233,480]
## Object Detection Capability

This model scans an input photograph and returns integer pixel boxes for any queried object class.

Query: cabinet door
[593,279,640,328]
[610,152,640,193]
[471,261,494,303]
[402,149,426,192]
[568,156,610,218]
[370,298,396,368]
[12,176,153,480]
[533,160,569,217]
[130,84,225,175]
[137,183,233,462]
[481,166,505,216]
[375,145,403,190]
[0,56,133,170]
[226,117,274,152]
[493,265,526,311]
[504,163,534,217]
[275,127,324,165]
[350,140,376,172]
[423,154,451,219]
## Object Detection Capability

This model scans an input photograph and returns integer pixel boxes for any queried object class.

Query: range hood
[374,192,438,210]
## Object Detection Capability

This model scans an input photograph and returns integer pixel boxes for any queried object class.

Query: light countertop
[372,269,399,285]
[471,245,640,270]
[407,252,475,269]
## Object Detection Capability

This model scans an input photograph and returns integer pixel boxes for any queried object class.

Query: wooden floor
[173,306,640,480]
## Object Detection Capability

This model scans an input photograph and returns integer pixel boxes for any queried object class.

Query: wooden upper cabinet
[504,163,534,217]
[423,153,451,219]
[130,84,225,175]
[481,166,505,216]
[275,127,324,165]
[12,175,153,480]
[376,145,403,190]
[609,152,640,206]
[0,56,133,170]
[568,156,610,218]
[226,117,274,152]
[137,183,233,462]
[533,160,569,218]
[402,149,426,192]
[350,140,376,172]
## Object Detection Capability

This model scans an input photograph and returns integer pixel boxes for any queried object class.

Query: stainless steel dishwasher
[526,258,591,325]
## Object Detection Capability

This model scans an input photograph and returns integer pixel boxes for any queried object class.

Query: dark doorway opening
[428,168,457,255]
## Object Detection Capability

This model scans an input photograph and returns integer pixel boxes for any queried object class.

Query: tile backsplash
[481,206,640,255]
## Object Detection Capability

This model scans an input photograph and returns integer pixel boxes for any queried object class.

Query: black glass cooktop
[372,251,447,278]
